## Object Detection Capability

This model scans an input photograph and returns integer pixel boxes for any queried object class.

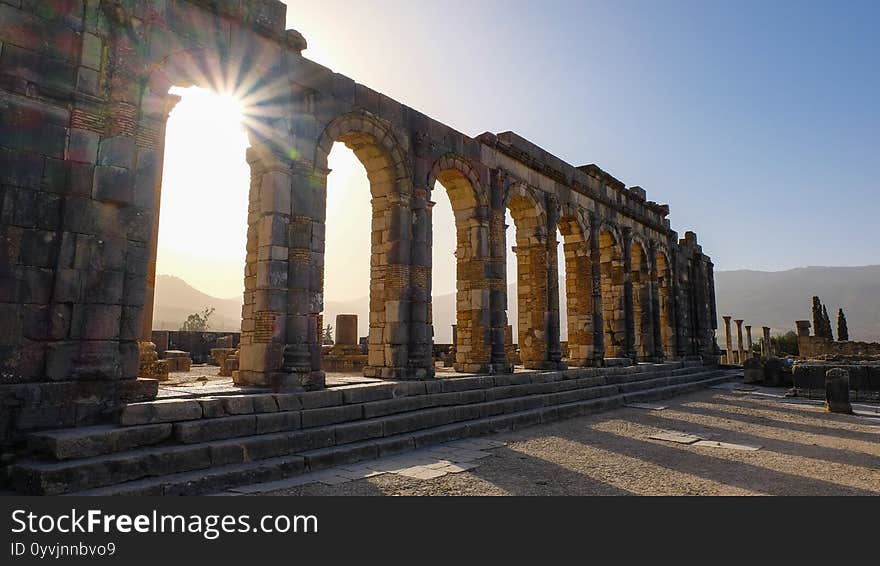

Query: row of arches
[307,112,680,375]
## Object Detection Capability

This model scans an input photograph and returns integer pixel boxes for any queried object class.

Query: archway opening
[321,142,372,373]
[431,167,485,373]
[558,218,593,366]
[506,192,545,368]
[315,117,415,379]
[152,85,250,345]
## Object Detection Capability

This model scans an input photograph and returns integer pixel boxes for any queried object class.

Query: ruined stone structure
[0,1,717,447]
[796,320,880,358]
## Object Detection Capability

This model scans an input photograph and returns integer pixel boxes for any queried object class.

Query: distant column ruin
[735,319,745,366]
[723,316,733,364]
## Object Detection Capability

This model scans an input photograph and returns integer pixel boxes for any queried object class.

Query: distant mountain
[152,275,373,337]
[153,275,243,331]
[156,265,880,344]
[714,265,880,342]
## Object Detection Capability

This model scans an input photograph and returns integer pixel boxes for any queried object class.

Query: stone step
[28,365,714,460]
[116,362,706,426]
[12,368,728,495]
[67,371,731,496]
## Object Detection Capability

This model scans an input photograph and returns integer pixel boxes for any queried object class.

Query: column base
[453,362,515,375]
[363,366,435,380]
[563,358,601,368]
[523,361,568,371]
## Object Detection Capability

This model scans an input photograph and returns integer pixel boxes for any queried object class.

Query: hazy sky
[157,0,878,338]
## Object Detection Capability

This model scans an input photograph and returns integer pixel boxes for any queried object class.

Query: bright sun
[155,86,251,299]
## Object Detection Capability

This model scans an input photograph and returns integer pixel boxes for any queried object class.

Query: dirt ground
[261,387,880,496]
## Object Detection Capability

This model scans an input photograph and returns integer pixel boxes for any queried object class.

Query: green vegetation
[180,307,215,332]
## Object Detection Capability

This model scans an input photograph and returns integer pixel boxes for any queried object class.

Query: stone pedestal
[335,314,359,347]
[824,368,853,414]
[138,341,170,382]
[211,348,237,367]
[743,357,763,384]
[763,357,783,387]
[164,350,192,373]
[222,351,240,378]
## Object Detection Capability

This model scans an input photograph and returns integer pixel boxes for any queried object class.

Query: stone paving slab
[693,440,762,451]
[624,403,669,410]
[649,431,704,444]
[223,439,508,494]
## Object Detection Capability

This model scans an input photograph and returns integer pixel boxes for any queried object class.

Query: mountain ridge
[153,264,880,343]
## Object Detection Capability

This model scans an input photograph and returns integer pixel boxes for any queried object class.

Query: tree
[811,296,825,338]
[821,304,834,340]
[322,324,334,345]
[837,308,849,341]
[754,331,799,357]
[180,307,215,332]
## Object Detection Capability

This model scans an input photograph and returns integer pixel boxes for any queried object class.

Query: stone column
[488,170,513,373]
[762,326,771,358]
[561,236,596,366]
[141,94,181,341]
[589,214,605,365]
[238,150,326,390]
[745,325,753,360]
[735,319,745,366]
[622,228,637,361]
[722,316,733,364]
[408,186,434,378]
[545,196,564,368]
[649,243,664,360]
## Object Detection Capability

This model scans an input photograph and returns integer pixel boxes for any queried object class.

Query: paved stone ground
[223,386,880,496]
[156,366,383,398]
[157,364,545,399]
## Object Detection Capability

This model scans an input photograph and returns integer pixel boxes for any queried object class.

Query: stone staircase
[8,361,733,495]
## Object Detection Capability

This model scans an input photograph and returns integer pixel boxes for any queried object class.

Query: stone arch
[313,111,419,379]
[656,249,676,358]
[504,183,560,369]
[429,154,494,372]
[132,44,302,387]
[557,208,594,366]
[598,227,626,359]
[315,111,411,194]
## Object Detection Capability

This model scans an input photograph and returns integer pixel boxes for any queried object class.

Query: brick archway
[429,154,497,372]
[313,111,421,379]
[558,210,594,366]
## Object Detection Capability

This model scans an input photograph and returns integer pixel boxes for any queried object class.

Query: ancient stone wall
[0,0,717,446]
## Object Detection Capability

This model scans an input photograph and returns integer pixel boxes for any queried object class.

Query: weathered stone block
[173,415,257,444]
[92,165,133,204]
[825,368,852,414]
[300,404,362,428]
[255,411,301,434]
[120,399,203,425]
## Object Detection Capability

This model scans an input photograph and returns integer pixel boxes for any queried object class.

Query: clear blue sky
[286,0,879,272]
